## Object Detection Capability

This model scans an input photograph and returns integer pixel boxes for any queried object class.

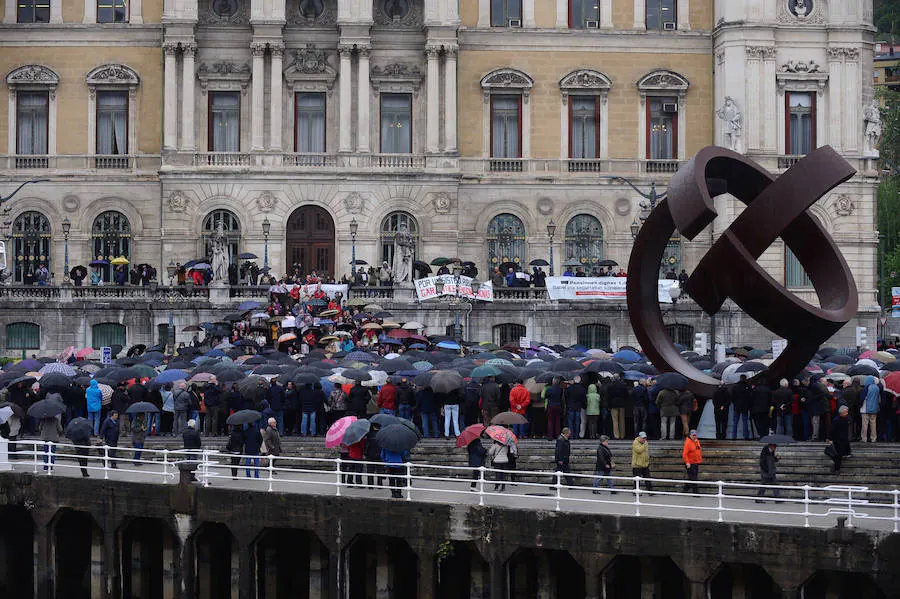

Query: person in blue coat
[466,436,487,490]
[381,447,409,498]
[85,380,103,435]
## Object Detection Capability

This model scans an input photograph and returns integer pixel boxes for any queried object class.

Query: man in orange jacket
[509,380,531,438]
[682,429,702,494]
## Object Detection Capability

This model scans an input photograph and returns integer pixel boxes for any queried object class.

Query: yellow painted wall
[460,0,478,26]
[62,0,83,22]
[534,0,556,28]
[457,50,713,159]
[460,0,713,29]
[691,0,712,30]
[0,47,163,154]
[142,0,163,23]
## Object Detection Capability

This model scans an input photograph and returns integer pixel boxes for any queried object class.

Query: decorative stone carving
[776,59,829,91]
[198,61,251,76]
[85,64,140,86]
[537,197,554,216]
[716,96,743,153]
[371,64,423,95]
[777,0,824,23]
[615,198,632,217]
[62,195,81,213]
[199,0,249,23]
[374,0,422,27]
[864,100,882,157]
[372,63,421,78]
[166,191,190,213]
[481,68,534,104]
[827,48,860,61]
[716,50,725,65]
[779,60,822,73]
[430,192,452,214]
[746,46,776,60]
[197,61,252,91]
[288,0,336,25]
[6,65,59,87]
[343,192,364,215]
[636,70,690,100]
[559,69,612,105]
[290,45,329,74]
[789,0,811,17]
[255,192,277,213]
[284,45,336,94]
[250,42,268,57]
[832,194,855,217]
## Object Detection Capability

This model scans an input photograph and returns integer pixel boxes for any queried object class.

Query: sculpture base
[209,283,231,306]
[393,282,416,302]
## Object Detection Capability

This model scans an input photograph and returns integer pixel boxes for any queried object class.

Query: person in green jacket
[631,431,652,491]
[586,383,601,439]
[656,388,679,440]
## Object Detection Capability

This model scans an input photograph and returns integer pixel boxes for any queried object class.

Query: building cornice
[458,29,712,53]
[0,24,163,46]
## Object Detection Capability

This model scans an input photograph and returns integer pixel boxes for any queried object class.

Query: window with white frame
[636,70,688,163]
[569,0,598,27]
[491,0,521,26]
[96,91,128,155]
[86,64,139,166]
[7,65,58,164]
[491,95,520,159]
[97,0,127,22]
[559,69,611,165]
[380,94,412,154]
[481,68,533,168]
[209,91,241,152]
[646,0,675,30]
[648,96,677,159]
[295,92,326,153]
[570,97,598,158]
[16,92,48,155]
[786,91,815,155]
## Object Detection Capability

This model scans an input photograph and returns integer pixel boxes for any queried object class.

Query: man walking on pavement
[631,431,652,491]
[593,435,615,493]
[99,410,120,469]
[682,429,702,494]
[553,427,573,488]
[756,442,780,501]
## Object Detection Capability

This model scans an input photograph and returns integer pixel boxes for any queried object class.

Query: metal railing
[1,154,160,171]
[11,440,899,532]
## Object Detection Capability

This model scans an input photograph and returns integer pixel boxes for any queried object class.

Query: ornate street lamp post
[349,217,359,276]
[433,269,483,347]
[61,217,71,284]
[546,219,556,276]
[262,216,271,274]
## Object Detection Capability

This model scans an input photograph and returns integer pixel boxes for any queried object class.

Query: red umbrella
[407,335,428,343]
[75,348,94,359]
[325,415,358,448]
[388,329,412,339]
[883,372,900,396]
[455,424,485,448]
[485,425,517,446]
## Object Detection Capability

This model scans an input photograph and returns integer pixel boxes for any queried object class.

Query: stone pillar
[262,544,276,599]
[251,41,267,151]
[688,580,707,599]
[236,537,249,599]
[181,43,196,151]
[33,514,52,599]
[843,51,860,152]
[308,538,325,599]
[425,43,441,153]
[489,559,505,599]
[745,50,760,152]
[269,44,284,151]
[131,533,143,599]
[762,48,777,152]
[163,42,179,150]
[443,46,458,152]
[338,44,353,152]
[162,530,176,599]
[827,49,843,151]
[356,45,371,153]
[537,553,556,599]
[375,540,393,599]
[640,557,660,599]
[327,549,342,599]
[417,548,435,599]
[469,555,489,599]
[91,528,104,599]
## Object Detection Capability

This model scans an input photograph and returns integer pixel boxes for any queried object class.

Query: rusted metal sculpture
[627,146,858,397]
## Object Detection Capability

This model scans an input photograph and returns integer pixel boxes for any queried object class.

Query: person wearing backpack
[173,382,192,435]
[488,439,510,492]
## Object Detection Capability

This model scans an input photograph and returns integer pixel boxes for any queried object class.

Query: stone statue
[716,96,743,153]
[792,0,809,17]
[864,100,882,156]
[392,223,415,283]
[210,222,230,284]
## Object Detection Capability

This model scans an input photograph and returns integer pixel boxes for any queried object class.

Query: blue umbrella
[379,336,402,346]
[238,252,258,260]
[89,259,109,267]
[623,370,645,381]
[612,349,642,363]
[154,369,190,384]
[437,341,461,350]
[408,343,427,350]
[204,349,227,358]
[413,361,434,371]
[183,259,204,268]
[238,301,261,312]
[189,263,211,270]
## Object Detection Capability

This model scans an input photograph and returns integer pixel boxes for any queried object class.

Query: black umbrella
[376,423,419,452]
[490,411,528,425]
[597,259,618,267]
[528,259,550,266]
[253,365,281,375]
[8,375,36,388]
[293,372,321,386]
[341,369,372,382]
[550,358,584,373]
[70,265,88,280]
[126,402,160,414]
[64,417,93,441]
[27,399,66,419]
[342,419,371,445]
[655,372,690,391]
[498,261,519,272]
[370,413,400,427]
[39,373,73,391]
[848,364,879,377]
[349,259,369,265]
[413,260,432,275]
[226,409,262,426]
[584,360,625,375]
[381,359,414,374]
[759,434,795,445]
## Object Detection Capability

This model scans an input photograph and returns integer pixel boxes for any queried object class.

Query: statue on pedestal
[210,222,229,284]
[392,223,415,283]
[864,100,882,157]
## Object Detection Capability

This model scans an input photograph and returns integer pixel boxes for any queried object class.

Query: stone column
[762,48,777,152]
[237,537,252,599]
[640,557,660,599]
[417,548,435,599]
[163,42,179,150]
[688,580,707,599]
[357,45,371,153]
[489,559,505,599]
[33,513,52,599]
[162,531,176,599]
[827,48,843,151]
[537,553,556,599]
[843,50,860,152]
[91,528,104,599]
[269,43,284,151]
[338,44,354,152]
[375,540,392,599]
[469,555,489,599]
[308,538,325,599]
[328,549,343,599]
[181,43,197,151]
[745,48,760,151]
[251,41,267,151]
[443,46,458,152]
[425,43,441,153]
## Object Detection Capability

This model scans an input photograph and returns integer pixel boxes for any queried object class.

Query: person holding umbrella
[554,427,573,488]
[377,423,416,499]
[99,411,120,469]
[756,439,781,502]
[65,418,92,477]
[243,422,263,478]
[225,425,244,479]
[131,413,147,465]
[457,424,486,490]
[826,405,851,473]
[488,434,510,492]
[38,411,63,471]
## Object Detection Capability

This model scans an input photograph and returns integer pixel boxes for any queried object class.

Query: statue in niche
[385,0,408,19]
[298,0,323,18]
[210,222,230,284]
[716,96,743,153]
[392,223,415,283]
[864,100,882,156]
[790,0,810,17]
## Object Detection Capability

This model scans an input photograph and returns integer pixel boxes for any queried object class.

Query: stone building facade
[0,0,882,352]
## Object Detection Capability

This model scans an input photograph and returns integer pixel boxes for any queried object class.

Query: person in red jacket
[509,380,531,438]
[377,380,398,415]
[682,429,702,494]
[345,439,364,486]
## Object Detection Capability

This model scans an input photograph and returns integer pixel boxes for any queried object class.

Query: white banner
[414,277,494,302]
[545,277,678,303]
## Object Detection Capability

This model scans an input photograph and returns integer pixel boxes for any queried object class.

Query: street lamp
[349,217,359,276]
[433,273,483,346]
[546,219,556,276]
[167,259,176,286]
[262,217,271,273]
[61,217,71,284]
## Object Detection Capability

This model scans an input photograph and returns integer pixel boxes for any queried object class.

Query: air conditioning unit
[662,102,678,113]
[663,21,677,30]
[584,19,599,28]
[508,18,522,27]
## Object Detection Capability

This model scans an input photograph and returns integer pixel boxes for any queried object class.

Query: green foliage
[876,0,900,38]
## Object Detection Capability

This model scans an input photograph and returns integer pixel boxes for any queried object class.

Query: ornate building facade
[0,0,882,352]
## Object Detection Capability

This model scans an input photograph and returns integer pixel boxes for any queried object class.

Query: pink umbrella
[58,346,75,363]
[325,415,358,448]
[75,348,94,359]
[485,425,518,446]
[189,373,217,383]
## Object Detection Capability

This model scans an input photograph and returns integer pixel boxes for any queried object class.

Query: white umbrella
[402,321,425,330]
[0,406,14,425]
[251,312,270,320]
[282,316,297,329]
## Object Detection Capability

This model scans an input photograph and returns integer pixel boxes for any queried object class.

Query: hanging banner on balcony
[414,277,494,302]
[545,277,677,303]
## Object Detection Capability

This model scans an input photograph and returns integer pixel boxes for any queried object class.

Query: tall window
[380,94,412,154]
[785,246,812,288]
[646,0,676,30]
[569,0,598,27]
[6,323,40,350]
[97,0,128,22]
[491,95,521,158]
[380,212,418,269]
[786,92,815,155]
[92,211,131,282]
[11,211,51,284]
[202,210,241,265]
[487,213,526,273]
[16,92,48,155]
[564,215,604,268]
[295,92,326,153]
[493,323,526,347]
[209,92,240,152]
[17,0,50,22]
[577,324,610,349]
[92,323,126,349]
[96,91,128,155]
[647,97,677,159]
[666,324,694,349]
[491,0,521,26]
[570,97,599,159]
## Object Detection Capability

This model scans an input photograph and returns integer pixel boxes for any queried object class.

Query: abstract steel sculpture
[627,146,858,397]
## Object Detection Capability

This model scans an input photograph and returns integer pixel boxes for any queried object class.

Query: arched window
[564,215,603,273]
[492,323,526,347]
[576,324,610,350]
[92,322,126,349]
[487,214,526,274]
[380,212,418,269]
[11,211,50,284]
[785,246,812,288]
[202,210,241,265]
[92,211,131,282]
[6,322,40,350]
[666,323,694,350]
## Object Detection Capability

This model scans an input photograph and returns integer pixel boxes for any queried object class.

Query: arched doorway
[286,206,335,278]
